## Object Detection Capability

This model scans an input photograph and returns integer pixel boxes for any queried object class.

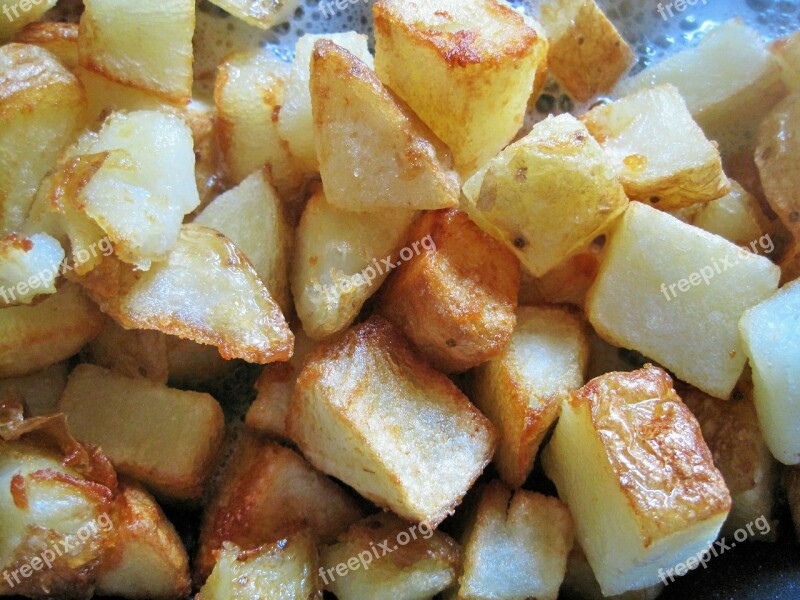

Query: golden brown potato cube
[195,434,364,583]
[197,535,322,600]
[0,0,57,41]
[205,0,300,29]
[0,363,68,417]
[453,482,573,600]
[542,366,731,596]
[60,364,225,501]
[84,317,170,384]
[311,40,460,211]
[378,209,520,373]
[0,282,103,379]
[320,512,460,600]
[12,22,79,69]
[582,85,729,209]
[470,305,589,488]
[287,316,496,526]
[539,0,634,102]
[462,114,628,277]
[373,0,548,176]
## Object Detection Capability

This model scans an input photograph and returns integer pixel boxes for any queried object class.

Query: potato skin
[378,209,520,373]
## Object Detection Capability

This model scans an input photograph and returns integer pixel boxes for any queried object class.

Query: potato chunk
[373,0,548,176]
[12,22,79,69]
[287,316,496,526]
[582,85,729,209]
[79,0,194,103]
[0,43,87,232]
[539,0,634,102]
[587,202,780,399]
[195,434,364,583]
[320,512,460,600]
[60,364,224,501]
[378,209,520,373]
[470,306,589,488]
[462,114,628,277]
[561,544,664,600]
[0,233,65,306]
[453,482,573,600]
[292,189,416,340]
[690,181,765,246]
[205,0,299,29]
[542,366,731,596]
[311,40,460,211]
[739,278,800,465]
[0,0,58,41]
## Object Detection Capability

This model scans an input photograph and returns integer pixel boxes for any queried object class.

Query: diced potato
[0,0,57,41]
[205,0,300,29]
[278,32,373,173]
[0,233,65,306]
[453,482,573,600]
[617,20,786,160]
[214,48,303,198]
[96,479,191,599]
[462,114,628,277]
[287,316,496,526]
[60,364,225,501]
[587,202,780,399]
[84,317,170,384]
[771,32,800,90]
[739,278,800,465]
[165,337,236,388]
[0,363,68,417]
[311,40,460,211]
[582,85,729,209]
[539,0,634,102]
[691,181,765,246]
[12,22,79,69]
[0,282,103,378]
[0,43,87,232]
[561,544,664,600]
[195,434,364,583]
[519,250,601,309]
[79,0,194,104]
[198,536,322,600]
[292,189,416,340]
[195,170,292,314]
[755,93,800,241]
[75,67,170,126]
[470,305,589,488]
[320,512,460,600]
[373,0,548,176]
[80,225,293,364]
[542,366,731,596]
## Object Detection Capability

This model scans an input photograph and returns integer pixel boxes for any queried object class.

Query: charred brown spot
[650,196,661,204]
[513,236,528,249]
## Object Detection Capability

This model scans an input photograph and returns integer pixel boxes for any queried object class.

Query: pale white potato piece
[587,202,780,399]
[542,366,731,596]
[205,0,300,29]
[0,233,65,306]
[582,85,729,209]
[84,317,170,384]
[0,0,58,41]
[462,114,628,277]
[739,278,800,465]
[12,22,79,69]
[75,67,171,126]
[561,544,664,600]
[691,181,765,246]
[0,363,68,417]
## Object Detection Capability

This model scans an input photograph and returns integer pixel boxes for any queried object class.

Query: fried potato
[81,225,293,364]
[198,535,321,600]
[311,40,460,211]
[539,0,634,102]
[96,479,191,599]
[205,0,300,29]
[320,512,460,600]
[587,202,780,399]
[195,434,364,583]
[690,181,766,246]
[462,114,628,277]
[292,189,416,340]
[74,67,171,125]
[60,364,224,501]
[470,306,589,488]
[195,169,292,315]
[453,482,573,600]
[582,85,729,209]
[0,282,103,379]
[560,544,664,600]
[79,0,194,104]
[0,232,65,306]
[542,366,731,596]
[0,363,68,417]
[739,278,800,465]
[0,0,57,41]
[771,32,800,90]
[519,250,601,309]
[373,0,548,176]
[0,43,87,233]
[84,317,170,384]
[287,316,496,526]
[12,22,79,69]
[278,32,373,173]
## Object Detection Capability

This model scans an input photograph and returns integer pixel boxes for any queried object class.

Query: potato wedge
[0,0,57,42]
[311,40,460,211]
[539,0,634,102]
[470,305,589,488]
[60,364,224,501]
[373,0,548,176]
[462,114,628,277]
[0,363,68,417]
[84,317,170,384]
[205,0,299,29]
[587,202,780,399]
[542,366,731,596]
[12,22,79,69]
[0,232,65,306]
[287,316,496,526]
[582,85,729,209]
[0,282,103,378]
